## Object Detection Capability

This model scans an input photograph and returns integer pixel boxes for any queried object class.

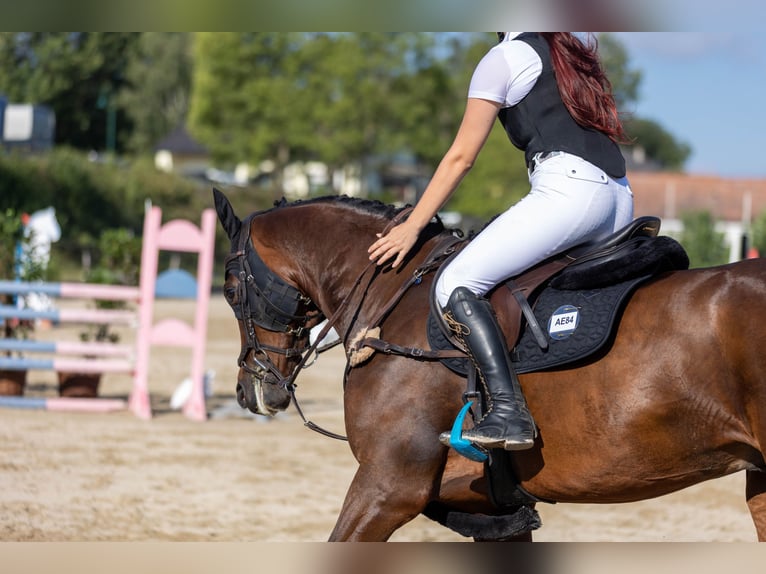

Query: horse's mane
[269,194,410,222]
[258,195,453,242]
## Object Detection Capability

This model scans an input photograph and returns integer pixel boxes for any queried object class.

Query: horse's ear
[212,187,242,242]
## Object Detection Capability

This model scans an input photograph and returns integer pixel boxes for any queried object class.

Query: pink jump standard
[0,206,216,421]
[130,206,216,421]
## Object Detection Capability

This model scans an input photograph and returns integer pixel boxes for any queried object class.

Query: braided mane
[271,194,409,221]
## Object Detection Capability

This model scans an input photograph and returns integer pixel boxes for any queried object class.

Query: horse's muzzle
[236,372,291,415]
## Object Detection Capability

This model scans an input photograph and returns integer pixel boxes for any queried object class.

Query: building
[1,102,55,152]
[153,126,210,178]
[628,171,766,261]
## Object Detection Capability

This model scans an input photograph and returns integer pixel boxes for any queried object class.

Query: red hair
[540,33,628,143]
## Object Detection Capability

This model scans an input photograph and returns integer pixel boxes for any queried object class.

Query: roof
[628,171,766,223]
[154,126,208,156]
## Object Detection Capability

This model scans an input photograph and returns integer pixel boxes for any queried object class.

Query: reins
[284,255,381,440]
[347,231,468,363]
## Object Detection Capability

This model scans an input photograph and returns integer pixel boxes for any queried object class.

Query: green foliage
[0,32,139,152]
[749,210,766,255]
[119,33,193,154]
[678,211,728,268]
[0,208,48,282]
[0,32,698,263]
[624,117,692,170]
[0,32,690,176]
[189,32,452,195]
[80,227,142,343]
[0,148,208,263]
[189,33,299,170]
[0,208,26,281]
[84,228,141,287]
[597,33,642,111]
[402,33,493,169]
[444,124,529,220]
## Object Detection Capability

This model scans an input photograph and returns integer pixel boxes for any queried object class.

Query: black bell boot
[444,286,536,450]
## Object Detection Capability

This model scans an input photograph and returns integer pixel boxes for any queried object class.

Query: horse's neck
[255,205,385,325]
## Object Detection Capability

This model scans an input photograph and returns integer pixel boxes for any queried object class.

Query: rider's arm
[368,97,502,268]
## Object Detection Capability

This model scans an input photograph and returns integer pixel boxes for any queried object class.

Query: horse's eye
[224,286,238,305]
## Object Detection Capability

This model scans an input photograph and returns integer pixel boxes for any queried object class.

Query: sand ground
[0,297,758,542]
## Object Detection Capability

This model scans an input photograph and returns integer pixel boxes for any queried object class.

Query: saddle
[430,216,676,358]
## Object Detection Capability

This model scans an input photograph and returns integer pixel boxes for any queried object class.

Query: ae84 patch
[547,305,580,340]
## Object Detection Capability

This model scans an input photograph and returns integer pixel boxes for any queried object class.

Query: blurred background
[1,31,765,286]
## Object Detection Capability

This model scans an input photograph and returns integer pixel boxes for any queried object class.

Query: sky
[613,32,766,179]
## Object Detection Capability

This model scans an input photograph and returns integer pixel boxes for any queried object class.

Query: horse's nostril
[236,383,247,408]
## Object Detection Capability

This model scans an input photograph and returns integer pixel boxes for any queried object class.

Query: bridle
[225,214,323,394]
[224,208,417,440]
[225,214,360,440]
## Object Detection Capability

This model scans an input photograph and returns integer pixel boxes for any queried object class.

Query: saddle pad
[513,274,651,374]
[427,314,471,375]
[427,274,652,376]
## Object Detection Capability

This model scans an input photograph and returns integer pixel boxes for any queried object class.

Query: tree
[597,33,642,111]
[118,33,193,154]
[0,33,138,152]
[189,33,445,196]
[623,117,692,170]
[379,33,528,219]
[388,33,472,169]
[189,33,321,194]
[749,210,766,255]
[185,32,695,209]
[679,211,728,268]
[298,33,425,189]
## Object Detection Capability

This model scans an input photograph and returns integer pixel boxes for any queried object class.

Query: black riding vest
[497,33,626,179]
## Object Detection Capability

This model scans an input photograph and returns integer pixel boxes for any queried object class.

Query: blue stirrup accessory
[449,401,488,462]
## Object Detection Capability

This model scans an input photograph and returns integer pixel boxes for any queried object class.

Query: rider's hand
[368,221,420,269]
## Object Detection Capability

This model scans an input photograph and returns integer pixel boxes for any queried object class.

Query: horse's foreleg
[746,469,766,541]
[328,464,431,541]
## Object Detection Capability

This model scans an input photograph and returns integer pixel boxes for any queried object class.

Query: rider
[368,33,634,451]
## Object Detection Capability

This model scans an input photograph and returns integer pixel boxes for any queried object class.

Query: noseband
[225,215,320,393]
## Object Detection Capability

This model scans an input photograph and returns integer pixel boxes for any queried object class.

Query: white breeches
[435,151,634,308]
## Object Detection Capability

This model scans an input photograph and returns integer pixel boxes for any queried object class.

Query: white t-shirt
[467,32,542,108]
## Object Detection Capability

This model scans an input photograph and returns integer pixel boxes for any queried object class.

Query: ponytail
[540,33,629,143]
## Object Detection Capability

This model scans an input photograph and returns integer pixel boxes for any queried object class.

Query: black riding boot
[444,287,536,450]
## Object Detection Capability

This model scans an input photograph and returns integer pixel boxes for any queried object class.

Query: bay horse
[213,188,766,542]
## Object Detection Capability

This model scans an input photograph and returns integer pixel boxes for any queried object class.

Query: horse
[213,187,766,542]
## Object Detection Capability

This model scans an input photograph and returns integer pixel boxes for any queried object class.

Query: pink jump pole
[129,205,161,420]
[182,209,216,422]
